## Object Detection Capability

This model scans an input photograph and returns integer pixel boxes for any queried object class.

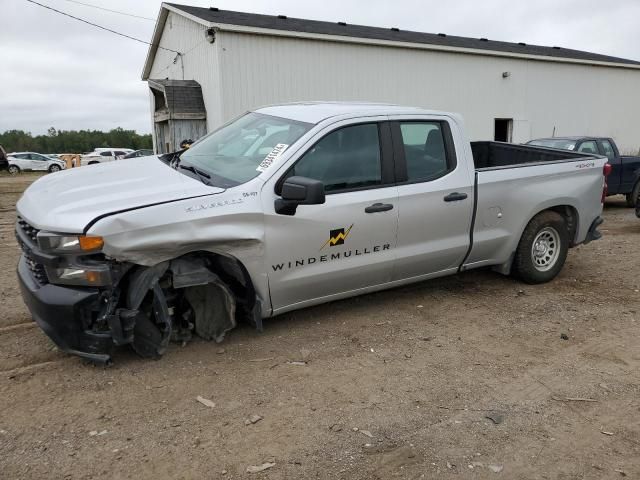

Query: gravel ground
[0,174,639,479]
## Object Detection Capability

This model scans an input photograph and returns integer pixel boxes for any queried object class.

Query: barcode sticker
[256,144,289,172]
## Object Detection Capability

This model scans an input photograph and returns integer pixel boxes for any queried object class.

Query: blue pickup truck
[527,137,640,207]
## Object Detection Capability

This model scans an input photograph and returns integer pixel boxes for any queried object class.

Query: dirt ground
[0,174,639,480]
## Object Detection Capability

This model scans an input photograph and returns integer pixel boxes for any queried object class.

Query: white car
[81,148,134,166]
[8,152,66,175]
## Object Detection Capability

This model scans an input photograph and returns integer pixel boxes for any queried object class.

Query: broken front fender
[87,188,270,316]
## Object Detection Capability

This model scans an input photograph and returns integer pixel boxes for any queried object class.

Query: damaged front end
[16,217,260,363]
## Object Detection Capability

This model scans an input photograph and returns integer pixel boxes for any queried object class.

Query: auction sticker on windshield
[256,143,289,172]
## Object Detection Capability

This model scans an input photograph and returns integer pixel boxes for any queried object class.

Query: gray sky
[1,0,639,135]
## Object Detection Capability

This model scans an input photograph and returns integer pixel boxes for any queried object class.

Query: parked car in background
[7,152,66,175]
[122,149,154,159]
[527,137,640,206]
[81,148,134,166]
[14,103,608,362]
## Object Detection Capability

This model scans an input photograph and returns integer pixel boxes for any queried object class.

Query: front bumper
[17,255,113,363]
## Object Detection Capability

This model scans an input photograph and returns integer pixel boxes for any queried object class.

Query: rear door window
[398,122,452,182]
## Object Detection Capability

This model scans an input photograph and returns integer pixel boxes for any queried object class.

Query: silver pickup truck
[15,103,607,362]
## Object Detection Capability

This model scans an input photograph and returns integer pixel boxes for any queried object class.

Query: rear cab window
[577,141,598,155]
[599,140,616,160]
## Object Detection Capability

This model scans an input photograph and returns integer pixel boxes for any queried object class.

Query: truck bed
[471,142,592,170]
[464,143,607,271]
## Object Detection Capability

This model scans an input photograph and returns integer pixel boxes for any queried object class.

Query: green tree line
[0,127,152,154]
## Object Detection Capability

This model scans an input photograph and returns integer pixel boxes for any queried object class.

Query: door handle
[443,192,468,202]
[365,203,394,213]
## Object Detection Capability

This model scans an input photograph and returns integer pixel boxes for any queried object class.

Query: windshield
[528,139,578,150]
[179,112,313,188]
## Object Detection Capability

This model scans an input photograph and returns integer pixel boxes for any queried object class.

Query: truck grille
[17,217,40,243]
[24,251,49,285]
[16,217,49,285]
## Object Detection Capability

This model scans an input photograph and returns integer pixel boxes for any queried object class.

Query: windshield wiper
[179,162,212,186]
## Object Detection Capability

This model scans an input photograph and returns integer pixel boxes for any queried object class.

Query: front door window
[290,123,382,193]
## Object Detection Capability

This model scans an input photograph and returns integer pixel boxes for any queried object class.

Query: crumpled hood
[17,156,223,233]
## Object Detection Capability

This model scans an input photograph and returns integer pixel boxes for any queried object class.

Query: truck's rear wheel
[625,181,640,207]
[514,211,569,284]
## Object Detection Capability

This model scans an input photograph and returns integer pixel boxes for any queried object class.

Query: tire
[625,181,640,207]
[49,164,61,173]
[88,161,99,165]
[513,211,569,284]
[8,165,20,175]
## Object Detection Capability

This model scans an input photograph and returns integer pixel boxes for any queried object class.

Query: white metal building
[142,3,640,154]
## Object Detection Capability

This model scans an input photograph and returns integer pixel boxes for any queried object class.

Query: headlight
[38,233,104,253]
[48,266,112,286]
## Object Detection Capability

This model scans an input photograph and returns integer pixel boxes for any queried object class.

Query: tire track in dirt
[0,360,72,379]
[0,325,64,371]
[0,322,35,333]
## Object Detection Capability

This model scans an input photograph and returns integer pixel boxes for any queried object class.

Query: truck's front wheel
[514,211,569,284]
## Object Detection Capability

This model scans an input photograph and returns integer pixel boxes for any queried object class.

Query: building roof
[165,3,640,67]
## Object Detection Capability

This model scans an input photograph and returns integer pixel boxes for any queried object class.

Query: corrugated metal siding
[173,120,207,146]
[148,12,223,131]
[215,32,640,153]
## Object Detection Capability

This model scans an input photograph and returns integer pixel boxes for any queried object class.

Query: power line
[24,0,181,54]
[58,0,155,22]
[154,37,209,79]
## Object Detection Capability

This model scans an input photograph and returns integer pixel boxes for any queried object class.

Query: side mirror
[275,176,325,215]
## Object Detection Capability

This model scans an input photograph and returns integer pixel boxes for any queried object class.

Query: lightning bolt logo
[320,224,354,250]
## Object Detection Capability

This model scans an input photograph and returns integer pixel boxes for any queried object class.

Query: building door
[494,119,513,142]
[154,121,167,154]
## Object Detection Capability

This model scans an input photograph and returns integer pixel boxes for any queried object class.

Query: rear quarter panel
[464,157,607,269]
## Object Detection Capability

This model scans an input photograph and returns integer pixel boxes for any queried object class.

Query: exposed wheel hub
[531,227,560,272]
